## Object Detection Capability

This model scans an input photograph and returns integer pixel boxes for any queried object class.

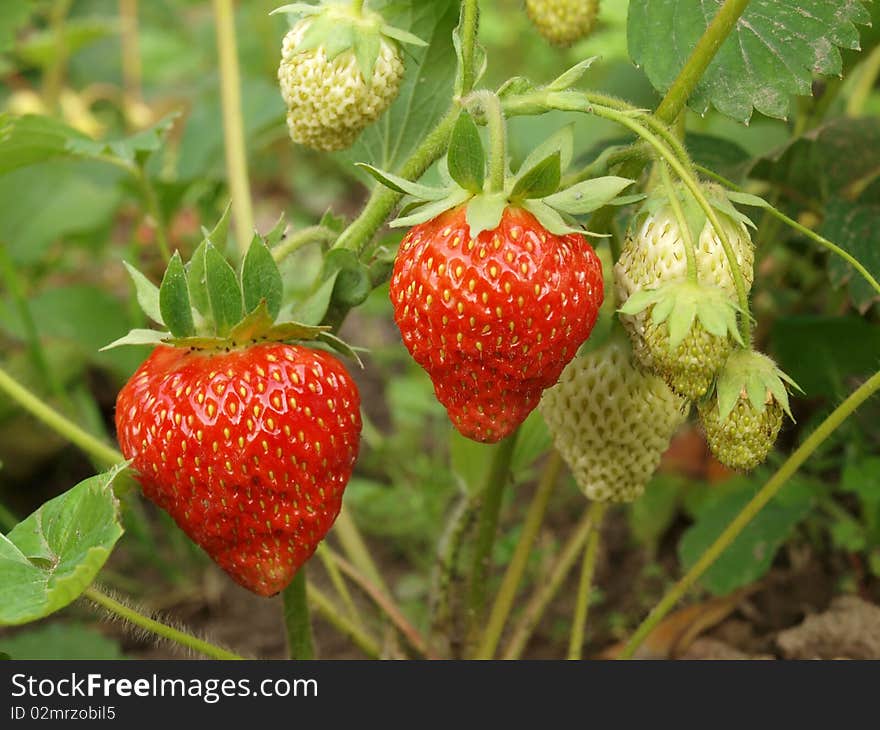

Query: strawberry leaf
[204,244,243,337]
[447,112,485,194]
[510,152,562,202]
[159,251,195,338]
[241,235,283,319]
[123,261,163,326]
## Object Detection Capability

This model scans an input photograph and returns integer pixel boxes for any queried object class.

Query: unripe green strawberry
[526,0,600,47]
[697,349,796,471]
[615,187,755,373]
[278,17,404,151]
[539,334,688,503]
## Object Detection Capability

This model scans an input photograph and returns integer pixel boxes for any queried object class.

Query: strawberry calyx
[708,349,800,423]
[270,1,426,84]
[102,207,359,362]
[359,109,639,240]
[618,279,743,352]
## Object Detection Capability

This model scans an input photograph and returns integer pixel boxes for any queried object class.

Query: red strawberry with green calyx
[362,112,634,442]
[108,213,362,596]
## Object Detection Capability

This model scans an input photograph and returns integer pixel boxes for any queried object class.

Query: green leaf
[66,114,178,166]
[355,163,448,200]
[123,262,163,326]
[325,249,371,309]
[629,476,683,550]
[17,18,116,69]
[0,1,32,53]
[466,192,506,238]
[265,213,288,248]
[510,152,562,201]
[241,236,283,319]
[291,273,340,327]
[628,0,871,122]
[517,125,574,176]
[447,112,485,194]
[679,478,813,595]
[547,57,598,92]
[0,113,90,176]
[0,468,125,626]
[820,199,880,312]
[543,176,635,215]
[100,328,170,351]
[204,245,243,336]
[390,189,471,228]
[842,457,880,504]
[0,623,124,660]
[205,202,233,251]
[159,252,196,338]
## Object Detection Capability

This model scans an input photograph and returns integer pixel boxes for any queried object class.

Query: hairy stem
[469,90,506,193]
[654,0,752,124]
[620,369,880,659]
[84,587,243,660]
[467,430,520,646]
[283,570,315,659]
[272,226,339,262]
[213,0,255,254]
[476,450,562,659]
[502,500,605,660]
[459,0,480,96]
[568,502,607,660]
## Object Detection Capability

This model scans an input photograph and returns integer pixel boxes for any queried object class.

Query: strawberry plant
[1,0,880,662]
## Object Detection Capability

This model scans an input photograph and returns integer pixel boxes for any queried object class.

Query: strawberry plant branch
[332,508,392,602]
[466,90,506,192]
[43,0,73,112]
[0,367,123,468]
[695,165,880,298]
[653,0,752,124]
[119,0,143,118]
[502,500,605,660]
[84,586,244,660]
[213,0,255,254]
[466,430,520,651]
[475,450,562,659]
[271,225,339,262]
[307,582,381,658]
[316,543,365,630]
[459,0,480,96]
[619,368,880,660]
[283,571,315,659]
[568,501,607,660]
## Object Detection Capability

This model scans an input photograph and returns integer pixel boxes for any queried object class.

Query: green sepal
[447,112,485,194]
[510,151,561,202]
[265,213,288,248]
[353,29,381,83]
[546,57,598,92]
[269,3,323,19]
[389,189,471,228]
[100,328,171,351]
[241,235,283,319]
[204,201,232,250]
[356,163,448,200]
[159,251,195,338]
[186,239,211,323]
[325,248,371,308]
[521,200,588,236]
[317,331,365,369]
[204,243,243,337]
[379,24,427,48]
[516,125,574,179]
[123,262,163,326]
[466,192,507,238]
[542,176,635,216]
[712,349,800,423]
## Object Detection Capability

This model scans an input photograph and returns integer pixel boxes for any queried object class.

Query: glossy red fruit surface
[116,343,361,596]
[390,205,604,442]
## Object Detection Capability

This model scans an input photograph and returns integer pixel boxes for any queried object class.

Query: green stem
[213,0,255,255]
[272,226,338,262]
[847,42,880,117]
[502,500,605,660]
[695,165,880,297]
[467,430,520,642]
[468,90,506,193]
[660,162,698,282]
[119,0,143,113]
[568,502,607,660]
[84,587,243,660]
[620,369,880,659]
[0,367,123,468]
[282,570,315,660]
[654,0,752,124]
[43,0,73,112]
[333,506,392,599]
[316,543,365,630]
[476,450,562,660]
[459,0,480,96]
[308,582,381,658]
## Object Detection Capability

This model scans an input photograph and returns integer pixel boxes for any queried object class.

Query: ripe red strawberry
[116,342,361,596]
[390,205,604,442]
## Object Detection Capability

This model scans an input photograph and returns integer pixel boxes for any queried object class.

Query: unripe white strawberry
[539,334,688,503]
[526,0,600,47]
[614,185,755,374]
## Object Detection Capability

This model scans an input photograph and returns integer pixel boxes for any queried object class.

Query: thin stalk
[333,507,391,599]
[119,0,143,111]
[316,543,364,630]
[467,430,520,639]
[272,225,338,262]
[43,0,73,111]
[654,0,752,124]
[468,90,506,193]
[660,162,698,281]
[282,570,315,659]
[213,0,255,254]
[476,450,562,659]
[0,367,122,468]
[620,369,880,659]
[308,582,381,658]
[847,43,880,117]
[84,587,243,660]
[568,502,607,660]
[502,500,605,660]
[695,165,880,298]
[133,167,171,261]
[459,0,480,96]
